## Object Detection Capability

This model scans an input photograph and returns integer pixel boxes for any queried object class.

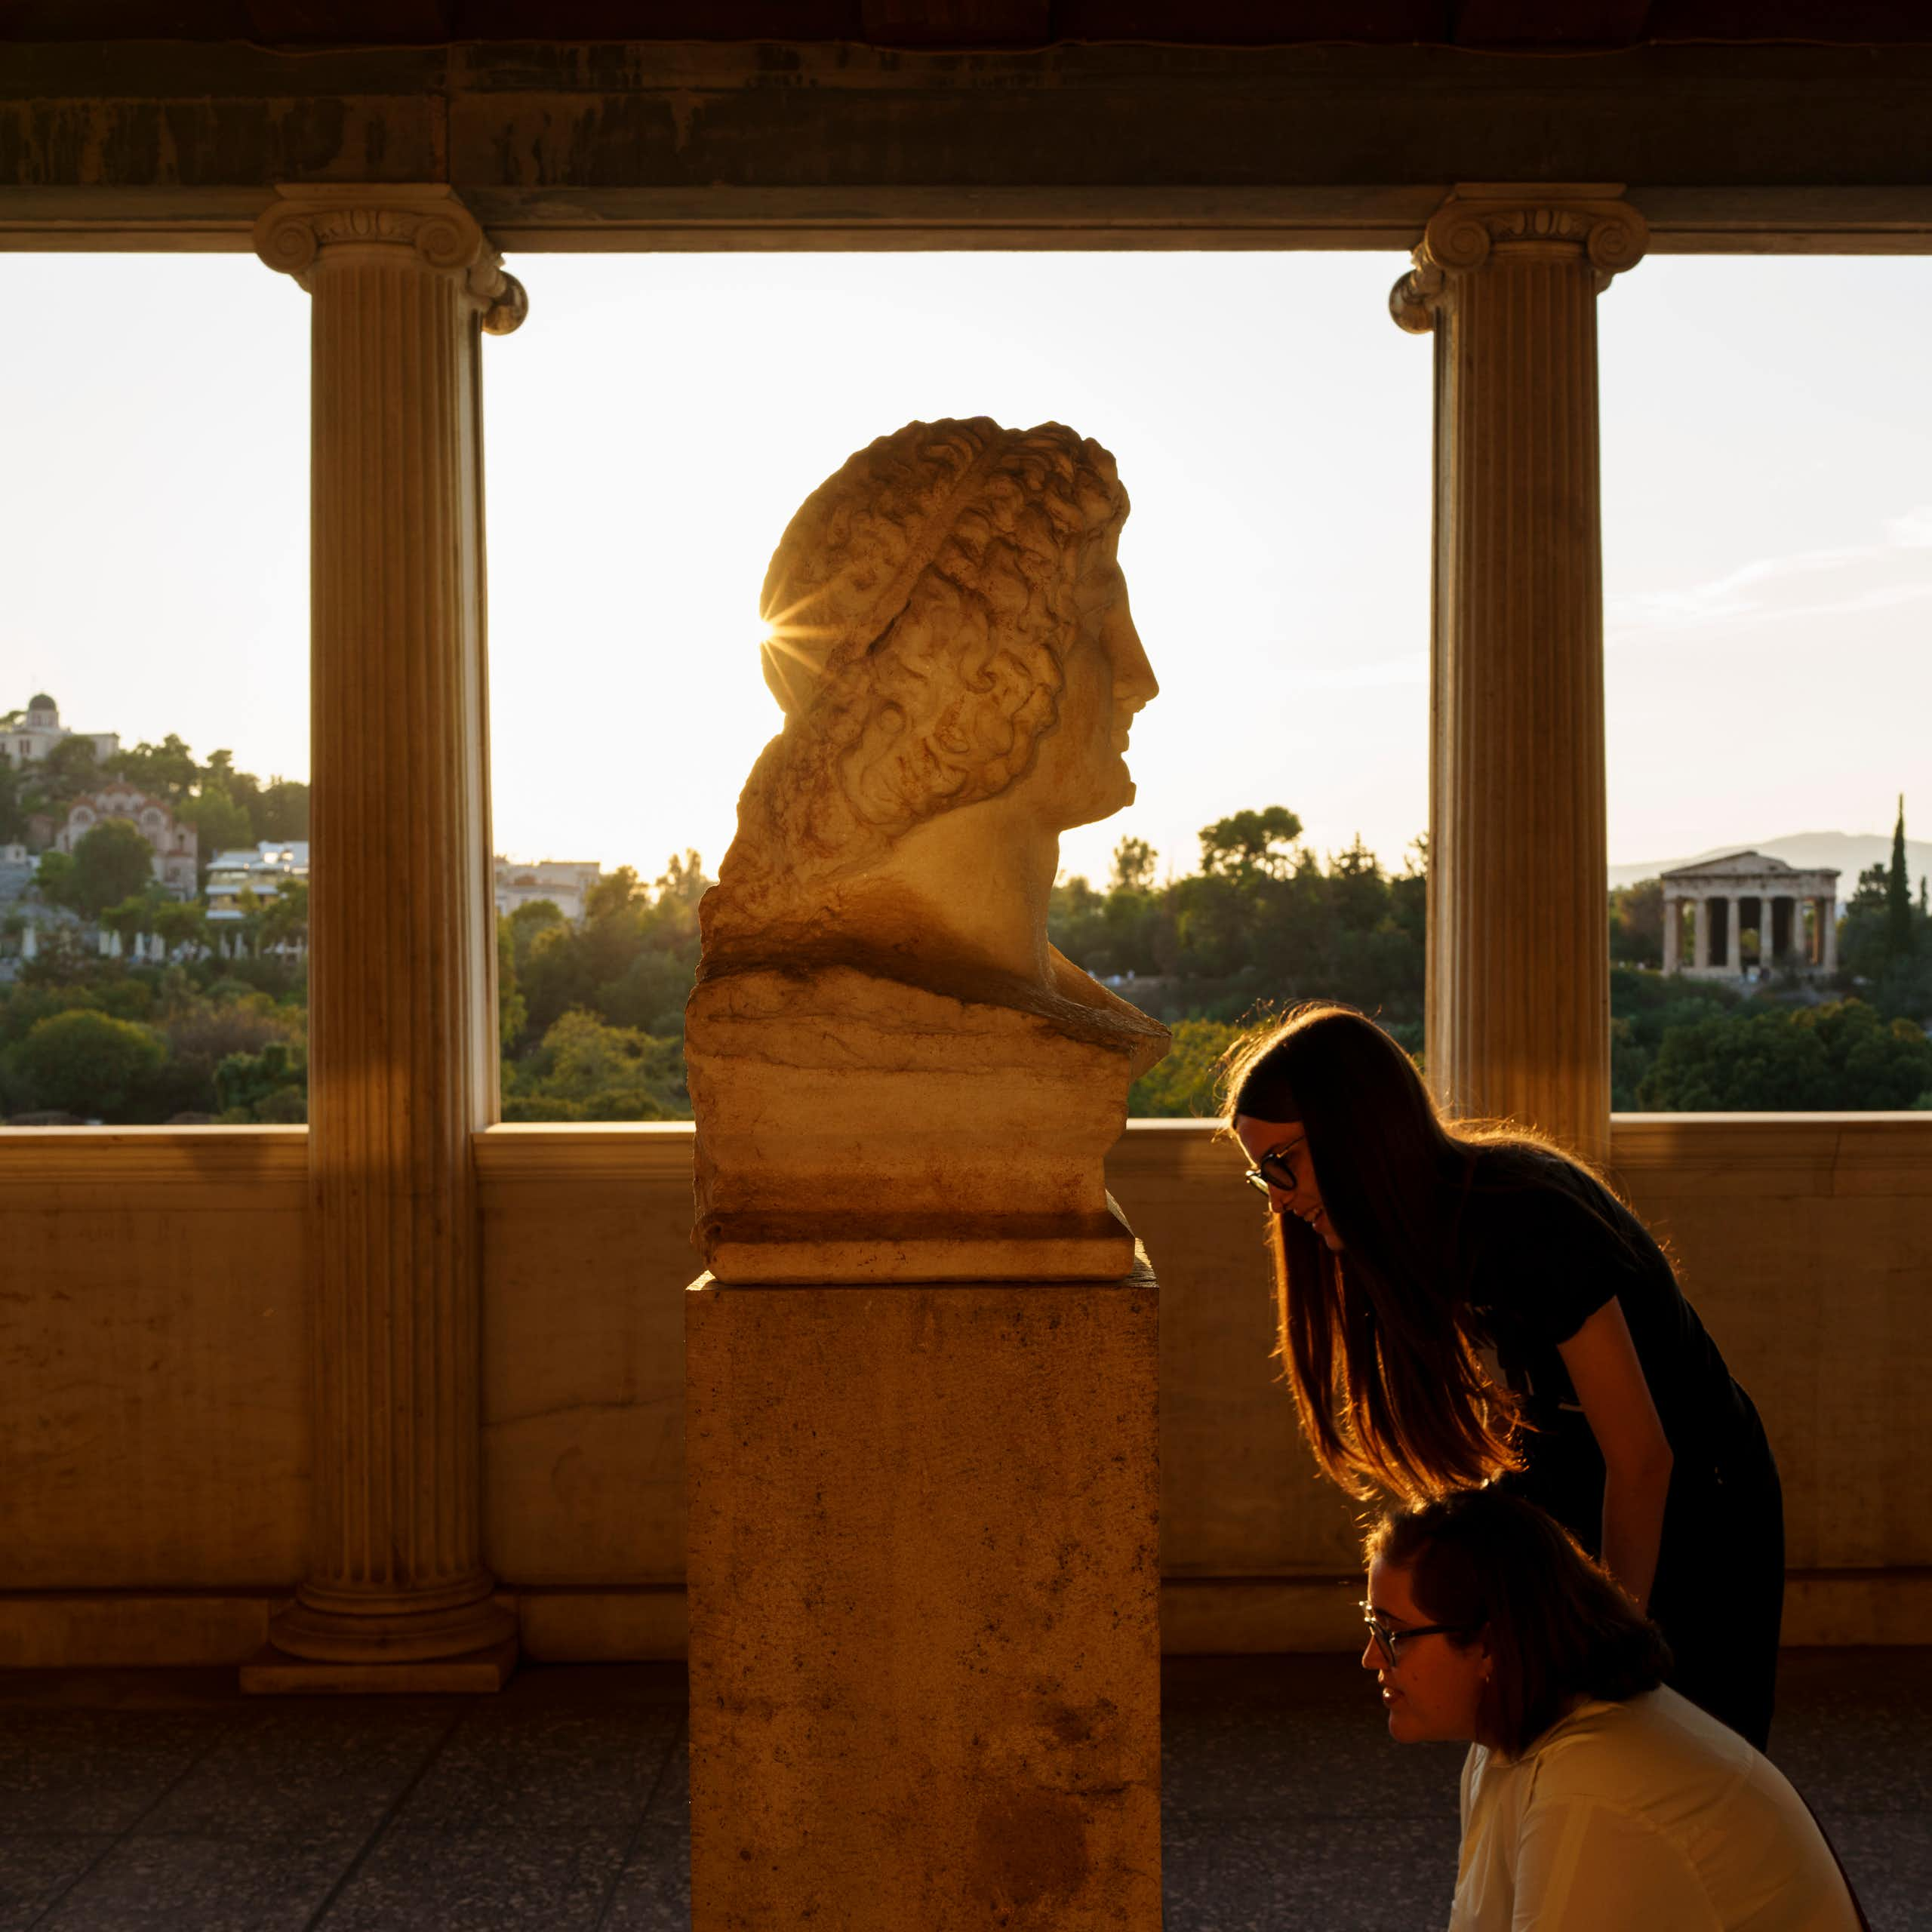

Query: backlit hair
[1223,1001,1638,1504]
[706,417,1128,952]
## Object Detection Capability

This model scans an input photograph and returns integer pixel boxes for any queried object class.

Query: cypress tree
[1886,795,1913,961]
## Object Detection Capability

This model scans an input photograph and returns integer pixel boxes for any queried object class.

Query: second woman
[1226,1001,1785,1748]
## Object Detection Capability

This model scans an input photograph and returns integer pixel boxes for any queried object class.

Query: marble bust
[688,418,1169,1283]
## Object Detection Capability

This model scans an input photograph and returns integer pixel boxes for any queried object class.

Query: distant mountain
[1608,832,1932,894]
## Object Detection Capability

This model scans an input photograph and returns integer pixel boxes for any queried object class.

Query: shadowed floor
[0,1652,1923,1930]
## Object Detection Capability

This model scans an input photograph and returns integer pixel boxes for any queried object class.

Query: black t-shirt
[1457,1169,1760,1536]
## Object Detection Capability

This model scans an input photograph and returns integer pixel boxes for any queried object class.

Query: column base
[240,1633,517,1696]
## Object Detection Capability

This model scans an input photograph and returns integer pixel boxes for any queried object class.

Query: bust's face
[1028,534,1158,832]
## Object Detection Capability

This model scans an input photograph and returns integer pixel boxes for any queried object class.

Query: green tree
[259,878,309,955]
[215,1038,307,1122]
[1198,806,1303,881]
[109,734,199,804]
[11,1008,165,1120]
[1128,1017,1242,1117]
[1638,998,1932,1111]
[254,777,310,840]
[497,915,527,1055]
[26,734,105,811]
[0,755,25,844]
[502,1009,685,1121]
[151,898,211,961]
[1610,878,1664,968]
[181,781,254,866]
[1109,836,1158,894]
[64,818,157,917]
[1886,795,1914,964]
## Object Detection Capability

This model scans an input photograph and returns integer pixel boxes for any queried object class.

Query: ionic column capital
[1391,183,1648,333]
[253,185,528,334]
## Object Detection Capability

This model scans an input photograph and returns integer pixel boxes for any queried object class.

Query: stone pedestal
[686,961,1164,1284]
[686,1260,1161,1931]
[1393,185,1646,1165]
[243,187,526,1690]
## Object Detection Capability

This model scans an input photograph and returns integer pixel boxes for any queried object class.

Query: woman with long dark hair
[1226,1001,1785,1747]
[1362,1490,1862,1930]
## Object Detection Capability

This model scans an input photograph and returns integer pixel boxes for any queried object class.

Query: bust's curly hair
[704,417,1128,952]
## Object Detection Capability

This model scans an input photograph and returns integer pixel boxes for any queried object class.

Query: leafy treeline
[1106,803,1932,1115]
[495,853,707,1121]
[0,931,306,1124]
[4,793,1927,1124]
[0,723,309,866]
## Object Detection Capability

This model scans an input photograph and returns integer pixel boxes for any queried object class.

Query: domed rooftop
[28,693,56,712]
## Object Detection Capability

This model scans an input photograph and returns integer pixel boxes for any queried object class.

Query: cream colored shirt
[1451,1686,1860,1932]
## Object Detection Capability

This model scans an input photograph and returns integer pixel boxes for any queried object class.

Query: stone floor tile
[141,1703,455,1841]
[315,1824,630,1932]
[0,1712,217,1833]
[601,1823,691,1931]
[35,1829,364,1932]
[390,1702,681,1835]
[1811,1811,1932,1932]
[0,1835,115,1932]
[643,1732,688,1826]
[1160,1658,1465,1822]
[1162,1812,1461,1932]
[1767,1651,1932,1813]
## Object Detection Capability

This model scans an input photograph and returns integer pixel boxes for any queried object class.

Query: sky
[3,251,1927,889]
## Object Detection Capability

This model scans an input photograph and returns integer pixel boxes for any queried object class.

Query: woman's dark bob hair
[1223,1000,1638,1503]
[1368,1487,1672,1758]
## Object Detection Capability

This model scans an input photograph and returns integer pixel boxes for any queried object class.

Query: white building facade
[1660,850,1841,978]
[494,857,602,924]
[205,841,310,935]
[2,694,118,768]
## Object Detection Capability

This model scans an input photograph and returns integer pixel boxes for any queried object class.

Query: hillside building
[53,783,197,897]
[1661,851,1841,977]
[2,694,118,769]
[494,856,601,924]
[205,841,309,932]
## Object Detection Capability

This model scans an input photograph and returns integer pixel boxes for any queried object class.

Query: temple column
[1822,895,1839,972]
[245,187,527,1691]
[1661,895,1681,974]
[1693,894,1712,971]
[1393,186,1646,1164]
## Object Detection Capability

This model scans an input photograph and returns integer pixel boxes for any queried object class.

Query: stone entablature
[54,784,198,898]
[2,694,119,770]
[1660,850,1839,977]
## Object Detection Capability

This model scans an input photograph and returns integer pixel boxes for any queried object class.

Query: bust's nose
[1108,601,1158,712]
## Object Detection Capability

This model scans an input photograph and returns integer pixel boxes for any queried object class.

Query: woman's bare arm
[1557,1301,1674,1610]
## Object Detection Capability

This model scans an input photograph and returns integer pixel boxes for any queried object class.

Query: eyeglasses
[1359,1601,1478,1669]
[1242,1150,1298,1199]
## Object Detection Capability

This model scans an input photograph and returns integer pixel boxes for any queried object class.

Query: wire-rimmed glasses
[1360,1601,1478,1669]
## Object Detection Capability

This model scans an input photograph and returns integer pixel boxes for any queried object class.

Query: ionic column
[1661,896,1681,974]
[1393,186,1646,1165]
[246,187,526,1690]
[1822,895,1839,971]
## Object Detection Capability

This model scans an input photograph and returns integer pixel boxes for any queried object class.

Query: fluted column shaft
[1662,896,1681,975]
[1393,186,1646,1166]
[1823,897,1839,972]
[254,188,526,1668]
